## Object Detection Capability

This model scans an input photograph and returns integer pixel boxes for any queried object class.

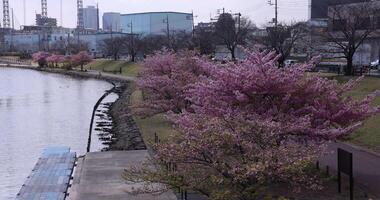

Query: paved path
[319,142,380,197]
[68,150,177,200]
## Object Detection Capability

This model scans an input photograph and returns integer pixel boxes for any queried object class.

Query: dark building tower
[36,14,57,27]
[310,0,329,19]
[310,0,371,20]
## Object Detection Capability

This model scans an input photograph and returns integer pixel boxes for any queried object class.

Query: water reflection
[0,67,114,199]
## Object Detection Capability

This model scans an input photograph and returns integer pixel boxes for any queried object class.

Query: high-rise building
[103,12,121,32]
[309,0,370,20]
[83,6,98,30]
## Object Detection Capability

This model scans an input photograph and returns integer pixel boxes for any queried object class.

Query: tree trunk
[345,56,354,76]
[81,64,84,71]
[131,53,136,62]
[231,47,236,61]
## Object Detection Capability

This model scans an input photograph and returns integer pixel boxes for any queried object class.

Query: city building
[83,6,99,30]
[36,14,57,27]
[308,0,380,71]
[120,12,193,35]
[309,0,369,20]
[3,27,72,53]
[103,12,121,32]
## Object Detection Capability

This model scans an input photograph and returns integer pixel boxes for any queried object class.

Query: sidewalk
[68,150,177,200]
[319,142,380,197]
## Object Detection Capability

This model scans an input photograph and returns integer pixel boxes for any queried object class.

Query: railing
[0,57,32,66]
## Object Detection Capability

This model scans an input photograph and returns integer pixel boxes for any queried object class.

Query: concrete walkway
[68,150,177,200]
[319,142,380,197]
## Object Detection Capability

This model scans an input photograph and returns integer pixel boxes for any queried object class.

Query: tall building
[309,0,370,20]
[83,6,98,30]
[120,12,193,35]
[103,12,121,32]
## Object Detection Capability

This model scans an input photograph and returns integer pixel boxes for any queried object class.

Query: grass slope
[85,59,142,77]
[334,76,380,152]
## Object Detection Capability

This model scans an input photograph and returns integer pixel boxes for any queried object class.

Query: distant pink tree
[62,55,73,70]
[32,51,50,67]
[136,50,215,117]
[125,51,380,199]
[46,54,64,67]
[72,51,92,71]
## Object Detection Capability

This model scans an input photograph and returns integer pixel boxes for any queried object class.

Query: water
[0,67,115,199]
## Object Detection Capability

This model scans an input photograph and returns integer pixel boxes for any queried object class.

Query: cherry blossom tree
[46,54,65,68]
[135,50,215,117]
[125,51,380,199]
[32,51,50,67]
[72,51,92,71]
[62,55,73,70]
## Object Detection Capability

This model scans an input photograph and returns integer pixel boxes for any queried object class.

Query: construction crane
[41,0,47,17]
[3,0,10,28]
[77,0,84,29]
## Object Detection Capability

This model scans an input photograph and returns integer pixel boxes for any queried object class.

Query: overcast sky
[7,0,309,29]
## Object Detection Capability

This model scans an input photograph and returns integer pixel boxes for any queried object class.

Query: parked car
[284,59,297,67]
[370,60,379,69]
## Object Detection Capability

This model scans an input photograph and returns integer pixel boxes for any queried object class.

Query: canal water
[0,67,117,199]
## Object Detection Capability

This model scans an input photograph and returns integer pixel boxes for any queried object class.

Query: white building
[83,6,98,30]
[120,12,193,35]
[103,12,121,32]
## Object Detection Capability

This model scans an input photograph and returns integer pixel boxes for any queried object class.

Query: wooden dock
[16,147,76,200]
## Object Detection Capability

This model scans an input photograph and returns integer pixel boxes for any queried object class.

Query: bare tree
[169,30,194,52]
[214,13,252,60]
[263,22,308,67]
[194,25,216,55]
[324,1,377,75]
[50,38,89,55]
[99,37,126,60]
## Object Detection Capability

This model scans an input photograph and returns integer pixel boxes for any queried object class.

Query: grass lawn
[129,84,177,144]
[85,59,142,77]
[332,76,380,152]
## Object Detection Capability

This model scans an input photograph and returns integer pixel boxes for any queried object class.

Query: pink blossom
[129,50,380,198]
[32,51,50,67]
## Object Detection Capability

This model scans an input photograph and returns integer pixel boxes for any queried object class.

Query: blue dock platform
[16,147,76,200]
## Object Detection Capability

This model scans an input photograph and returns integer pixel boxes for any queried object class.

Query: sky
[6,0,309,29]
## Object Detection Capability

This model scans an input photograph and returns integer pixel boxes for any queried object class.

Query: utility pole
[10,8,14,51]
[268,0,278,27]
[164,15,170,48]
[23,0,26,26]
[96,3,99,31]
[60,0,63,27]
[11,8,14,30]
[129,20,135,62]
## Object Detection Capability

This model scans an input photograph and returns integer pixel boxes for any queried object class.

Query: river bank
[0,64,146,152]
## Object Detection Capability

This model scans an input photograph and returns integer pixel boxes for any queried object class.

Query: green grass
[333,76,380,152]
[85,59,142,77]
[130,86,177,145]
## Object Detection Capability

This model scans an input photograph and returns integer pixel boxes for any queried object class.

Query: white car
[370,60,379,69]
[284,60,297,67]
